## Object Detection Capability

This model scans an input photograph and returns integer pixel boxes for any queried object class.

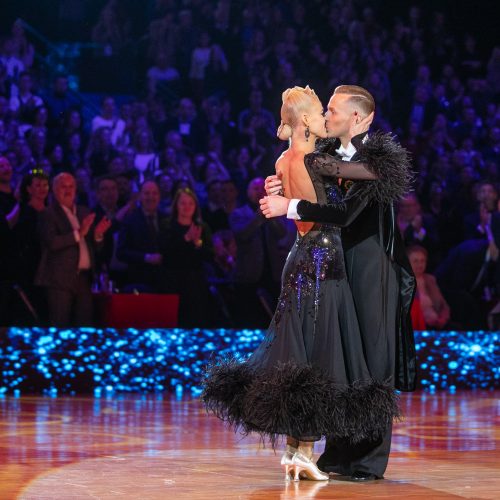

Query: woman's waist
[290,229,346,280]
[295,224,342,241]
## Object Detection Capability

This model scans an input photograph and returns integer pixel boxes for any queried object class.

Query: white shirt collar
[335,142,357,160]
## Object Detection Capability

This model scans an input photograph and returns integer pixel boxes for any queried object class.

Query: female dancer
[202,86,399,481]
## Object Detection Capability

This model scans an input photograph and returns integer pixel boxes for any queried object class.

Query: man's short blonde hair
[334,85,375,116]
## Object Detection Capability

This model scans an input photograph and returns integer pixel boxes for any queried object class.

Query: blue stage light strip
[0,328,498,395]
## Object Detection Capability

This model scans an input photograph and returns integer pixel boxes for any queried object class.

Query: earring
[305,126,310,141]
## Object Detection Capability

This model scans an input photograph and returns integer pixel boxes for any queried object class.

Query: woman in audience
[408,245,450,329]
[162,188,214,327]
[6,169,49,320]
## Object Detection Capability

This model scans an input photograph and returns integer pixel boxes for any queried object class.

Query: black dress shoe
[349,471,382,482]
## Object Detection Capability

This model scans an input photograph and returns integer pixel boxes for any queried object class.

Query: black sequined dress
[202,160,399,445]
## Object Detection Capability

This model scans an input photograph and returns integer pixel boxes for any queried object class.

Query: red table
[94,293,180,328]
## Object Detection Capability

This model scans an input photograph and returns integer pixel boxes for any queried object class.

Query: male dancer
[261,85,416,481]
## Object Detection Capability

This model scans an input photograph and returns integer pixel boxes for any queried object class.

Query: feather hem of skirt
[201,359,400,447]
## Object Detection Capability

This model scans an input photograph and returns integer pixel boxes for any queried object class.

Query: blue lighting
[0,328,498,395]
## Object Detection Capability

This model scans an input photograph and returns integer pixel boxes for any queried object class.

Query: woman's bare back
[276,149,318,236]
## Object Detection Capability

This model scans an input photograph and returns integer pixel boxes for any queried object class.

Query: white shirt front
[61,205,91,270]
[287,142,356,220]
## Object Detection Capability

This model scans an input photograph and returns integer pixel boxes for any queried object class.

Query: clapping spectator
[35,173,111,326]
[463,182,499,240]
[408,245,450,329]
[163,188,214,326]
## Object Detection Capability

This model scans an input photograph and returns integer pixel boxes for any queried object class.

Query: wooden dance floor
[1,391,499,499]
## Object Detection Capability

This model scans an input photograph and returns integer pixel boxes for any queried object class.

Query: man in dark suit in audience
[36,173,111,326]
[117,180,169,292]
[230,177,290,326]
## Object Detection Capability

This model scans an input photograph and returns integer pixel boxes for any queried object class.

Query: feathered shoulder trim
[355,131,413,204]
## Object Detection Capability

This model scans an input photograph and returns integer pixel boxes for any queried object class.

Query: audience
[0,2,499,328]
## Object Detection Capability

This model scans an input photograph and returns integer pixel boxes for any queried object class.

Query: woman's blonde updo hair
[276,85,320,141]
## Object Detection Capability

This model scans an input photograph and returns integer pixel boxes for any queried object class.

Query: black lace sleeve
[304,153,377,180]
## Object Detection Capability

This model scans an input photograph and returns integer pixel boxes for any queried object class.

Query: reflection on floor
[1,391,499,499]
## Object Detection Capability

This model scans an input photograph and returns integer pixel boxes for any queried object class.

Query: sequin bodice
[274,181,347,328]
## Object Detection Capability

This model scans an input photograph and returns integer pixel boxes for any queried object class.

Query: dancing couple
[202,84,416,482]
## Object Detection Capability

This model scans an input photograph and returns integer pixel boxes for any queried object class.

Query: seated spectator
[210,229,237,282]
[91,96,127,148]
[408,245,450,329]
[202,179,229,232]
[397,193,441,270]
[75,167,94,207]
[204,151,230,184]
[206,228,239,326]
[201,96,238,152]
[463,182,499,240]
[29,124,48,161]
[435,237,498,330]
[482,126,500,164]
[165,97,205,151]
[59,108,86,147]
[117,180,169,292]
[162,188,215,326]
[132,128,160,183]
[238,89,276,147]
[147,51,180,98]
[9,72,43,118]
[35,173,111,326]
[64,132,84,172]
[156,172,174,216]
[86,127,119,177]
[189,31,228,100]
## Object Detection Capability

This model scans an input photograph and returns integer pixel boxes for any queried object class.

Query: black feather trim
[354,131,414,204]
[201,359,400,447]
[201,357,253,427]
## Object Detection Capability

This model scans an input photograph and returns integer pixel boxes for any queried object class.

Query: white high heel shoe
[289,452,329,481]
[281,450,329,482]
[281,445,297,481]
